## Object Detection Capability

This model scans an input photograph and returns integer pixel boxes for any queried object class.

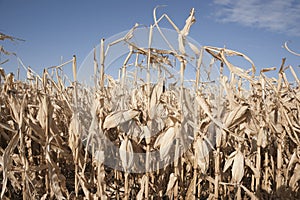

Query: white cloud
[212,0,300,36]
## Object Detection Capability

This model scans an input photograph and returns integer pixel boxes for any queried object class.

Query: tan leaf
[223,151,237,173]
[1,132,19,199]
[287,151,299,176]
[136,175,147,200]
[225,105,248,128]
[141,125,151,145]
[196,95,226,131]
[166,173,177,198]
[289,163,300,190]
[203,46,256,81]
[188,42,200,55]
[284,41,300,57]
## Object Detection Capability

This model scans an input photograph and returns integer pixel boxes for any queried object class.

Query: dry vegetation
[1,8,300,200]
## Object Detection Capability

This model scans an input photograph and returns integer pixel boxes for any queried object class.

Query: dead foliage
[1,7,300,200]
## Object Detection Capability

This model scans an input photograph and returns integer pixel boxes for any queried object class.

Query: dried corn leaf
[225,105,248,128]
[180,8,195,37]
[140,125,151,145]
[204,46,256,81]
[196,95,226,131]
[284,41,300,56]
[289,164,300,190]
[176,8,195,54]
[78,174,91,199]
[1,132,20,199]
[223,150,237,173]
[188,42,200,55]
[136,175,147,200]
[240,184,258,200]
[166,173,177,198]
[287,151,299,175]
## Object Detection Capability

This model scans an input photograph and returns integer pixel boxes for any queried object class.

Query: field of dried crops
[1,8,300,200]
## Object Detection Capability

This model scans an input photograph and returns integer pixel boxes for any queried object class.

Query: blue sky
[0,0,300,80]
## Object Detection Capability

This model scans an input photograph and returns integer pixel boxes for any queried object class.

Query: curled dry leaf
[284,41,300,57]
[204,46,256,81]
[178,8,195,55]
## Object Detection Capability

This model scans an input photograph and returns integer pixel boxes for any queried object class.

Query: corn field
[1,8,300,200]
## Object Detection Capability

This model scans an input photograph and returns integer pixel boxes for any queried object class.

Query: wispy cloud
[212,0,300,36]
